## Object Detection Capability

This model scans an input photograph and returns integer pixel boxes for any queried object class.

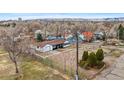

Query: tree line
[0,22,16,27]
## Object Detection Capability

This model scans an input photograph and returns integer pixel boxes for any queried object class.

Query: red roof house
[82,31,93,42]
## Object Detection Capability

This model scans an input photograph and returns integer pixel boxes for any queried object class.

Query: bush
[79,49,105,69]
[96,49,104,61]
[88,52,97,67]
[79,60,89,69]
[97,61,105,69]
[79,51,88,69]
[79,60,85,67]
[82,51,88,61]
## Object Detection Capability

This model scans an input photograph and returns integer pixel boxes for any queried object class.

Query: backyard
[38,42,124,79]
[1,42,124,80]
[0,48,70,80]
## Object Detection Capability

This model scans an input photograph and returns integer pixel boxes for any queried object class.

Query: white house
[32,40,66,52]
[36,44,53,52]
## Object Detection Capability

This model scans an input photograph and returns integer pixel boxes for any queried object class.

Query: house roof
[47,36,57,40]
[37,40,65,48]
[94,32,104,36]
[79,34,85,40]
[82,31,93,41]
[82,31,93,38]
[66,34,73,39]
[47,36,64,40]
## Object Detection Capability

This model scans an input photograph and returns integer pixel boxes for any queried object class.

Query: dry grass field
[46,43,103,79]
[0,48,70,80]
[0,43,124,80]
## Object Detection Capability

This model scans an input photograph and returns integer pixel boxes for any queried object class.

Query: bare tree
[0,26,30,74]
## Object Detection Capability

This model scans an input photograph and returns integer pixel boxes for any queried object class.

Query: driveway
[95,47,124,80]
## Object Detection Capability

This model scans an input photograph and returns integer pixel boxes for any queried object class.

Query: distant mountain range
[1,17,124,22]
[31,17,124,22]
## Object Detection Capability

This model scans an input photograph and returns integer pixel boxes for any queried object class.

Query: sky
[0,13,124,20]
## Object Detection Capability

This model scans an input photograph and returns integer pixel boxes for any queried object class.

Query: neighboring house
[66,33,85,44]
[94,32,105,40]
[82,31,93,42]
[66,34,73,40]
[47,36,64,40]
[47,36,57,40]
[64,33,72,39]
[79,34,86,41]
[63,31,72,39]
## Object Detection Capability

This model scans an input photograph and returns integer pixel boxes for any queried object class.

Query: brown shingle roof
[38,40,65,48]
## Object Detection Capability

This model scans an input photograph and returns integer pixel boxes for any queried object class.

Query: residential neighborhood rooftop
[37,40,65,48]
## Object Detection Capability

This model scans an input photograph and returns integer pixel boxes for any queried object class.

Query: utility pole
[45,22,48,39]
[75,31,79,80]
[118,29,120,40]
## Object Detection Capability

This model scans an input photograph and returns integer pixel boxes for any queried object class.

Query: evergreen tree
[96,49,104,61]
[12,23,16,28]
[37,33,43,42]
[88,52,97,67]
[118,24,124,40]
[82,51,88,61]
